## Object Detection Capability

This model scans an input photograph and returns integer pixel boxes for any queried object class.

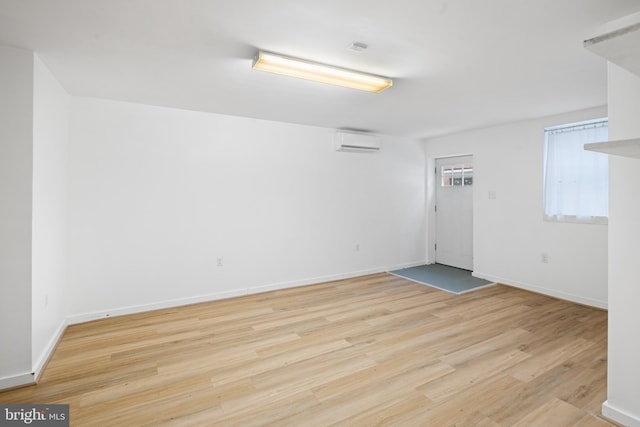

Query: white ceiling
[1,0,639,138]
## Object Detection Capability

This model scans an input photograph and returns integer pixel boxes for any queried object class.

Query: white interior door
[435,155,474,270]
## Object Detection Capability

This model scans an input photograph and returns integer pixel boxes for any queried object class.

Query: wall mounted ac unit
[334,131,381,153]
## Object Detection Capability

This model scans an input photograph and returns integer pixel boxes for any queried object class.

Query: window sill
[544,214,608,225]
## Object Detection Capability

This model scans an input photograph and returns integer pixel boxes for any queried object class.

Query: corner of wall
[0,43,35,386]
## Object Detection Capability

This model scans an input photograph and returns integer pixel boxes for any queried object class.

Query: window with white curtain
[543,118,608,224]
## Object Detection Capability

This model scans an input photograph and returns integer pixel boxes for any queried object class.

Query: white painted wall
[32,55,70,373]
[67,97,426,321]
[603,64,640,426]
[0,46,34,386]
[424,106,609,308]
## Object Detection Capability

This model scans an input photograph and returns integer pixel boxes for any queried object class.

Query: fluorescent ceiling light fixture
[252,51,393,93]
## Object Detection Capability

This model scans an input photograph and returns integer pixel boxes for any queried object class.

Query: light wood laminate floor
[0,274,615,426]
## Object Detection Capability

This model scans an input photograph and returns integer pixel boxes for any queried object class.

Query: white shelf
[584,16,640,78]
[583,13,640,160]
[585,139,640,159]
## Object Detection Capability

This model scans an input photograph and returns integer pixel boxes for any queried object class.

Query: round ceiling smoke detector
[348,42,368,52]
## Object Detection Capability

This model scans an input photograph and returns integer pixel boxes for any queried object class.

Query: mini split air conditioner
[334,131,381,153]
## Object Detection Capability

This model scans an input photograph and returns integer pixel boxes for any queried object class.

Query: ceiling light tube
[252,51,393,93]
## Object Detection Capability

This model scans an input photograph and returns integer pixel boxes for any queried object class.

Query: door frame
[426,153,475,268]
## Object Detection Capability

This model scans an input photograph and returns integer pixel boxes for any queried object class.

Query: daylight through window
[441,164,473,187]
[543,118,608,223]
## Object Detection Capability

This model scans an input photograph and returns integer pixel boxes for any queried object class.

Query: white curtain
[544,120,608,220]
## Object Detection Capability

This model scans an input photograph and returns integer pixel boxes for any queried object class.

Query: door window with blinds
[441,164,473,187]
[543,118,608,224]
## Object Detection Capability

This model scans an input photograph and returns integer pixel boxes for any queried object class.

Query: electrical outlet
[541,253,549,263]
[355,243,360,252]
[217,257,223,267]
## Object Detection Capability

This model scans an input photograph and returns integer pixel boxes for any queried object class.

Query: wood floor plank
[438,328,531,366]
[511,398,586,426]
[332,392,432,427]
[411,374,523,426]
[312,354,454,402]
[0,276,617,426]
[421,347,531,402]
[483,362,611,425]
[507,337,595,382]
[572,413,616,427]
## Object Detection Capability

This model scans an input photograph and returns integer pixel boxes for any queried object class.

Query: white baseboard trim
[603,400,640,427]
[67,261,427,326]
[67,287,248,325]
[250,261,427,295]
[388,260,433,270]
[472,271,608,309]
[0,372,35,391]
[0,319,68,391]
[32,319,68,382]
